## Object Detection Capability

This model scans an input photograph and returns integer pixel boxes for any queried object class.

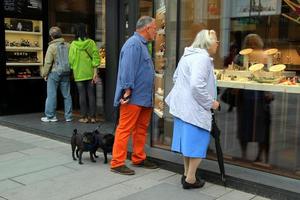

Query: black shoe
[181,175,202,185]
[133,160,159,169]
[111,165,135,175]
[182,179,205,189]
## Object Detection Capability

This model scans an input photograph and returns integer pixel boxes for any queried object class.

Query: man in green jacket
[41,26,72,122]
[69,23,100,123]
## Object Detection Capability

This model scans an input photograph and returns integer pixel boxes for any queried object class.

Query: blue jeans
[76,80,96,118]
[45,72,72,120]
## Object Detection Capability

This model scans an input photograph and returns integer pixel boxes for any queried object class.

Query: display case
[153,3,166,118]
[48,0,95,42]
[4,17,43,80]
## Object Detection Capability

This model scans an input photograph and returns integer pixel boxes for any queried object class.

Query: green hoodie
[69,38,100,81]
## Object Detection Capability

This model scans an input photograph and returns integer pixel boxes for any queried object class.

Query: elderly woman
[165,29,220,189]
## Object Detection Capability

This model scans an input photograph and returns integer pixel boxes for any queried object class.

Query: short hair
[49,26,62,39]
[136,16,154,30]
[191,29,216,50]
[242,34,264,49]
[74,23,88,40]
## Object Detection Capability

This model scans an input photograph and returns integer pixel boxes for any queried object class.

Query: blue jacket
[165,47,216,131]
[113,32,155,107]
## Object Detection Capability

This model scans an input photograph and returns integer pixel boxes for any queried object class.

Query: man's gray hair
[191,29,216,50]
[49,26,62,39]
[136,16,154,30]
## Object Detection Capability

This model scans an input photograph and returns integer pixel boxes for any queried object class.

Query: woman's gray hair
[49,26,62,39]
[191,29,216,50]
[136,16,154,30]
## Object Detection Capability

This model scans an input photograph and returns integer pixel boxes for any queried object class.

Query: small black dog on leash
[71,128,114,164]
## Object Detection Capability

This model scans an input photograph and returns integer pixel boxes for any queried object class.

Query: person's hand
[44,76,48,81]
[212,100,220,110]
[120,89,131,105]
[92,74,100,84]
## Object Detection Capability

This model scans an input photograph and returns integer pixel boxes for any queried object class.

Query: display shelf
[217,80,300,94]
[154,108,163,118]
[5,18,43,79]
[5,30,42,35]
[6,63,42,66]
[6,47,42,51]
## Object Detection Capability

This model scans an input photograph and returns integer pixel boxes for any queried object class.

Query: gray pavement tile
[0,152,27,163]
[129,168,175,181]
[216,190,255,200]
[74,183,139,200]
[119,183,215,200]
[199,184,233,198]
[251,196,271,200]
[0,179,23,193]
[33,140,69,149]
[12,166,76,185]
[0,137,35,155]
[1,165,133,200]
[0,153,72,180]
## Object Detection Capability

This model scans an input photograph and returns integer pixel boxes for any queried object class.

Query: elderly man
[41,26,72,122]
[111,16,158,175]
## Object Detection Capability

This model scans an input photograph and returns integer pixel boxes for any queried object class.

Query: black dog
[96,131,114,163]
[71,129,114,164]
[71,129,98,164]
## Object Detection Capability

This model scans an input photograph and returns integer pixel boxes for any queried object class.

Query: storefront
[0,0,299,197]
[0,0,99,115]
[105,0,299,197]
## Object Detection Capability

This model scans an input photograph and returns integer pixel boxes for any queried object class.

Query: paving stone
[119,183,215,200]
[75,183,140,200]
[251,196,271,200]
[0,152,27,163]
[216,190,254,200]
[0,179,23,193]
[0,153,71,180]
[12,166,76,185]
[200,184,233,198]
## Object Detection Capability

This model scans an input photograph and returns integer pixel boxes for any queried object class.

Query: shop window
[151,0,177,149]
[158,0,300,179]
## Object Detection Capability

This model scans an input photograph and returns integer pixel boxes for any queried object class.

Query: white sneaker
[65,118,72,122]
[41,117,58,122]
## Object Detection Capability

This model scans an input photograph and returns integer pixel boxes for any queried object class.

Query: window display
[4,18,43,80]
[151,0,178,149]
[153,0,300,179]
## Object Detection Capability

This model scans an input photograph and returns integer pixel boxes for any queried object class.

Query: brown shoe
[79,118,88,123]
[111,165,135,175]
[133,160,158,169]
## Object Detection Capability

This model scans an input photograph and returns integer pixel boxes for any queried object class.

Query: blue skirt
[171,117,210,158]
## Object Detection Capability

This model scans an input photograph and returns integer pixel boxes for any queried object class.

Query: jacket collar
[49,38,65,45]
[134,32,147,45]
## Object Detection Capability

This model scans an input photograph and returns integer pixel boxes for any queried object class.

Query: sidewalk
[0,125,269,200]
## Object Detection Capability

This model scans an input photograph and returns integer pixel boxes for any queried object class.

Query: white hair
[191,29,216,50]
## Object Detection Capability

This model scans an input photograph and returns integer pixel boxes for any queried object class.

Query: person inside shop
[165,29,220,189]
[41,26,72,122]
[68,23,100,123]
[110,16,158,175]
[235,33,273,163]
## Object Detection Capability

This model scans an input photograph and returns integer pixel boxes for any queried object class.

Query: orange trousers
[110,104,152,168]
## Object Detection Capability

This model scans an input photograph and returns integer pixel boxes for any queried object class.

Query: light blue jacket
[165,47,216,131]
